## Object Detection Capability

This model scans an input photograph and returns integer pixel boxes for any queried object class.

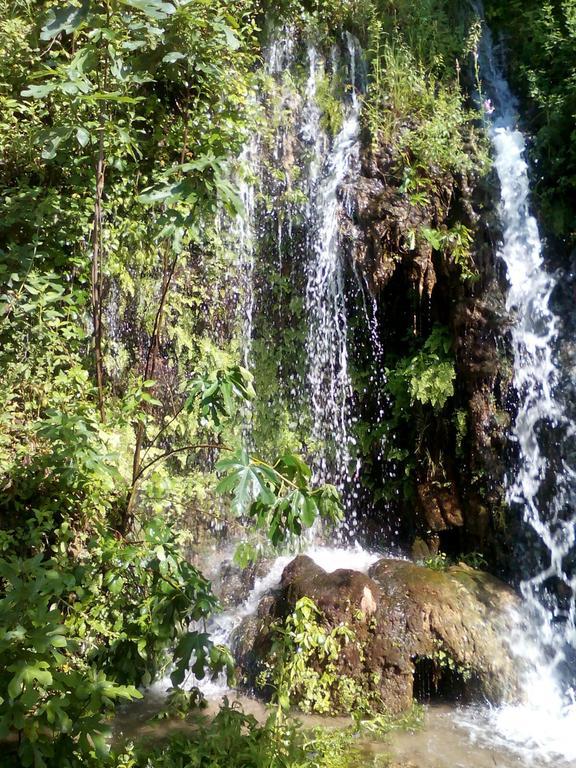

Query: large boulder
[235,555,521,713]
[368,558,520,702]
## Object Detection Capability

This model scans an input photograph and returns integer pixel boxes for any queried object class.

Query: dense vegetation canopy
[0,0,572,765]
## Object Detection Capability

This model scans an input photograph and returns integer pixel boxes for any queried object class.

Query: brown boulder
[236,555,521,714]
[369,558,520,702]
[280,555,380,620]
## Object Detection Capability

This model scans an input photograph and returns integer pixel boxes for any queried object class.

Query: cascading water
[304,34,362,505]
[457,12,576,764]
[232,30,366,525]
[233,138,259,372]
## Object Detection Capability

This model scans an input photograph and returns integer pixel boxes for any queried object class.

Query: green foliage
[112,698,380,768]
[67,519,226,688]
[134,703,289,768]
[439,223,476,281]
[386,326,456,416]
[0,554,142,767]
[454,408,468,458]
[1,401,124,550]
[216,452,343,546]
[186,366,255,432]
[430,640,472,682]
[247,282,313,462]
[151,686,207,721]
[422,551,449,570]
[233,540,262,568]
[362,5,489,176]
[458,551,487,569]
[418,224,476,282]
[373,326,458,507]
[421,550,487,570]
[0,516,233,765]
[259,597,379,715]
[352,704,424,738]
[262,0,374,42]
[0,0,261,441]
[315,68,345,136]
[110,695,425,767]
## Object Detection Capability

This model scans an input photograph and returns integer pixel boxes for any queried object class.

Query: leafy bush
[0,515,241,764]
[216,452,343,546]
[417,223,476,282]
[113,699,372,768]
[361,3,489,176]
[0,555,141,767]
[364,41,478,175]
[386,326,456,416]
[258,597,380,715]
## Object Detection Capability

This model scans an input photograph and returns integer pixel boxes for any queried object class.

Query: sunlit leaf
[40,1,89,40]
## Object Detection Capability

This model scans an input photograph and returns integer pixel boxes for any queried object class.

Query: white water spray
[457,13,576,764]
[233,138,259,371]
[304,35,362,493]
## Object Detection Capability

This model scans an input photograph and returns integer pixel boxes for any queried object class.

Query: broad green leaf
[7,673,23,700]
[162,52,186,63]
[40,1,89,40]
[214,175,244,216]
[171,631,209,686]
[276,452,312,485]
[76,126,90,147]
[89,731,109,758]
[49,634,68,648]
[120,0,175,19]
[138,179,196,204]
[216,450,276,513]
[420,226,443,250]
[301,495,317,528]
[21,83,57,99]
[223,25,240,51]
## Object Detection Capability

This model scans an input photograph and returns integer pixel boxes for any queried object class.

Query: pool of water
[114,692,563,768]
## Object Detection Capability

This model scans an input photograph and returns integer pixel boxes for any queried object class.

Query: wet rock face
[237,556,521,714]
[346,142,455,301]
[368,558,520,703]
[341,134,513,562]
[280,554,379,618]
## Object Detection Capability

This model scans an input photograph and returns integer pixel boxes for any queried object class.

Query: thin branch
[133,442,228,486]
[131,250,178,488]
[91,35,109,422]
[140,403,187,464]
[143,252,178,382]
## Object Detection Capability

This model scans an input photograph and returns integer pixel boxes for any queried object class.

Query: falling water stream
[234,30,366,529]
[454,12,576,765]
[304,33,362,496]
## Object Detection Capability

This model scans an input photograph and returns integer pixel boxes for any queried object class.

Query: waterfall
[233,138,259,371]
[228,29,365,520]
[457,12,576,763]
[304,33,362,497]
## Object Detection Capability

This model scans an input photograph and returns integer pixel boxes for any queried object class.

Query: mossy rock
[238,556,521,714]
[368,559,521,703]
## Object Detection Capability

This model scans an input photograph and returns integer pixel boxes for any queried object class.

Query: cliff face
[342,132,514,566]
